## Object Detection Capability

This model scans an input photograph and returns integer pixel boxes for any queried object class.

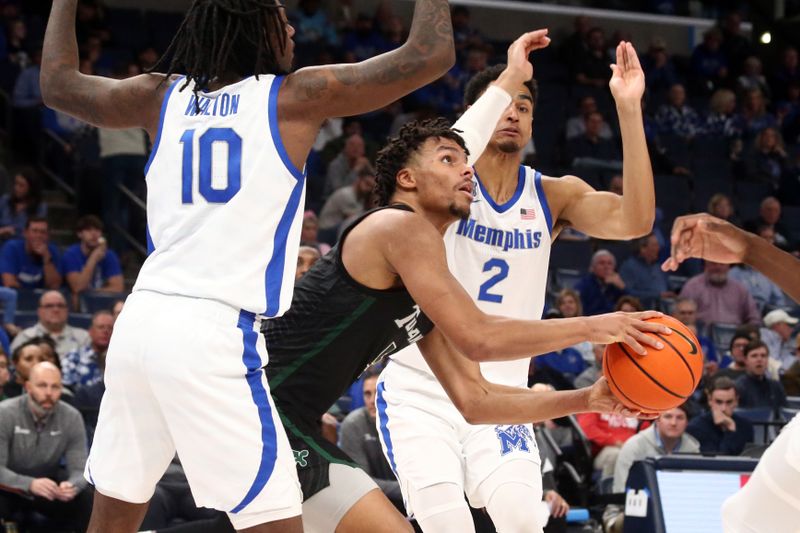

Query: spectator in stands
[300,210,331,254]
[734,88,779,141]
[33,336,59,368]
[0,167,46,240]
[565,95,613,140]
[612,404,700,493]
[5,342,44,399]
[559,15,591,73]
[702,89,741,141]
[319,166,376,232]
[730,226,787,313]
[744,196,794,250]
[687,376,753,455]
[737,56,771,99]
[679,261,760,327]
[574,27,611,89]
[671,297,719,367]
[451,5,485,61]
[111,298,124,321]
[63,215,123,308]
[690,27,729,95]
[11,291,89,361]
[565,111,621,167]
[655,83,701,140]
[743,127,790,189]
[716,332,756,381]
[11,47,42,163]
[288,0,339,48]
[342,13,387,63]
[61,310,111,389]
[735,340,787,412]
[0,217,62,290]
[339,367,403,512]
[324,133,370,198]
[574,343,603,389]
[707,193,740,226]
[295,246,321,281]
[555,288,594,364]
[640,37,679,101]
[761,309,798,372]
[6,18,30,71]
[576,250,626,316]
[576,411,639,480]
[780,334,800,396]
[0,362,92,530]
[771,46,800,102]
[0,350,8,401]
[607,174,623,195]
[619,233,671,307]
[720,12,753,76]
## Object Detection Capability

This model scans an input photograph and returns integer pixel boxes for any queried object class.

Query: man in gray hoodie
[0,361,92,530]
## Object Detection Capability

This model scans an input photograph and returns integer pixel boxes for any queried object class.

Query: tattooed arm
[40,0,168,138]
[280,0,454,121]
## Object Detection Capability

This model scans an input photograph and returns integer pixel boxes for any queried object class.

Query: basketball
[603,315,704,413]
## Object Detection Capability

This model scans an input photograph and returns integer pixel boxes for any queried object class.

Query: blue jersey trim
[376,381,398,475]
[230,310,278,514]
[533,170,553,236]
[263,176,305,317]
[474,166,525,213]
[144,76,183,176]
[145,226,154,255]
[268,76,306,181]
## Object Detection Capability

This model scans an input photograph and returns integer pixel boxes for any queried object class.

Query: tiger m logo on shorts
[495,425,534,456]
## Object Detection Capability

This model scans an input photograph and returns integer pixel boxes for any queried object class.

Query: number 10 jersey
[390,165,553,387]
[135,75,306,317]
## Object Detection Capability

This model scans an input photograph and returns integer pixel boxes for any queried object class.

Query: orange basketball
[603,315,704,412]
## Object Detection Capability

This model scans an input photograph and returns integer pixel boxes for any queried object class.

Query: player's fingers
[624,334,647,355]
[626,41,642,69]
[631,328,664,350]
[616,41,623,70]
[633,317,671,335]
[609,64,620,79]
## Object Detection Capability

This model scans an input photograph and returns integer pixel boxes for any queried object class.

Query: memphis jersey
[391,166,552,387]
[134,75,306,316]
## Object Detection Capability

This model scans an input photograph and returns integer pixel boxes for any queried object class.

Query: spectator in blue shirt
[690,27,729,95]
[63,215,123,308]
[619,233,672,308]
[687,376,753,455]
[0,216,62,290]
[62,310,112,389]
[655,83,701,140]
[575,250,626,316]
[0,167,47,240]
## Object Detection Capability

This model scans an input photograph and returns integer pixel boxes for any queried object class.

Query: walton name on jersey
[455,217,543,252]
[184,93,241,117]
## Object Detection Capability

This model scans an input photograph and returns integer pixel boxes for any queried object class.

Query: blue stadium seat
[693,178,733,212]
[781,206,800,241]
[787,396,800,409]
[735,407,776,445]
[710,323,738,356]
[549,239,593,272]
[68,313,93,330]
[81,291,128,314]
[15,311,38,329]
[555,268,583,291]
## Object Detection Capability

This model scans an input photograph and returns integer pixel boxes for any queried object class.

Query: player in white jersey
[379,42,655,532]
[662,213,800,533]
[41,1,457,531]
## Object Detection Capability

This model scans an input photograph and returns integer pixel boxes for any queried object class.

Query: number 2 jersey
[390,165,553,387]
[135,75,306,316]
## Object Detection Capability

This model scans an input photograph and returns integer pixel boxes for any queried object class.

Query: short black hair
[76,214,104,232]
[374,118,468,207]
[463,64,538,110]
[744,339,768,356]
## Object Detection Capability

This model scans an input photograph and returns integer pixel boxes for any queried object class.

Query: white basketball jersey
[391,166,552,387]
[134,75,306,316]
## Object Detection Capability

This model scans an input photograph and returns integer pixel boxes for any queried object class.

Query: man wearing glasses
[11,291,88,360]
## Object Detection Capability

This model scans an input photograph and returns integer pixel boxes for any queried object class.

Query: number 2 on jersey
[478,258,509,303]
[180,128,242,204]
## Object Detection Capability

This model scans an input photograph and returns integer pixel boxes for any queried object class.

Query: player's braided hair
[463,64,538,109]
[151,0,288,104]
[374,118,469,207]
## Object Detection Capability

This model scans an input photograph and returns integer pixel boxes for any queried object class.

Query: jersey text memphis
[135,75,306,316]
[391,166,552,386]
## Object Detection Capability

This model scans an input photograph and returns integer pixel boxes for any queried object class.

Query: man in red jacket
[576,412,639,479]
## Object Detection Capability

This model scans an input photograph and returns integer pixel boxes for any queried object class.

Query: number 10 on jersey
[180,128,242,204]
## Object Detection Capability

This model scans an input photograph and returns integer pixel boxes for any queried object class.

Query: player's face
[656,408,688,440]
[412,137,474,220]
[709,388,737,417]
[488,85,534,154]
[744,347,769,376]
[271,7,295,72]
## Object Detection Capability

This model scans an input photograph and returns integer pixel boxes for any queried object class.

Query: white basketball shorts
[376,360,541,517]
[85,291,302,529]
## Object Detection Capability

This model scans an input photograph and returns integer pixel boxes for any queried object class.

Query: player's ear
[395,168,416,191]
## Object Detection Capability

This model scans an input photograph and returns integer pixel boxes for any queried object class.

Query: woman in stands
[0,166,47,240]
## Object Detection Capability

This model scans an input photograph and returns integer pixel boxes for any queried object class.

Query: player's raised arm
[40,0,167,136]
[662,213,800,303]
[370,210,669,359]
[418,328,642,424]
[554,42,655,240]
[280,0,454,122]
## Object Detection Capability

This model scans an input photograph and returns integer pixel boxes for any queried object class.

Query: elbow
[39,70,61,109]
[452,394,485,425]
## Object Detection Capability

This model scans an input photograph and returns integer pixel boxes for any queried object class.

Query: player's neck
[474,150,522,205]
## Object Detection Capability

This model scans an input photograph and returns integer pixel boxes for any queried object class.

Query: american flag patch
[520,207,536,220]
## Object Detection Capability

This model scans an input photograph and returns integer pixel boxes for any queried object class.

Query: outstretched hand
[505,28,551,83]
[661,213,751,272]
[609,41,645,105]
